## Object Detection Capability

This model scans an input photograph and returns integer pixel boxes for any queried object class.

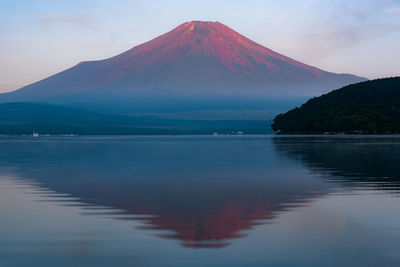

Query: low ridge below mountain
[0,102,269,135]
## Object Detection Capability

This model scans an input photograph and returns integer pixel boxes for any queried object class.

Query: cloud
[285,27,361,60]
[34,14,98,30]
[385,7,400,14]
[287,1,400,59]
[272,18,400,64]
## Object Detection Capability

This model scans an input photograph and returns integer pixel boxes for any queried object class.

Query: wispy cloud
[286,1,400,58]
[385,7,400,14]
[34,14,98,30]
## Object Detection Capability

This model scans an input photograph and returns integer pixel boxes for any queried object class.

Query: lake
[1,135,400,266]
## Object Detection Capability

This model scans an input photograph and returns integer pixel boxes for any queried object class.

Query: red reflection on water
[131,202,278,248]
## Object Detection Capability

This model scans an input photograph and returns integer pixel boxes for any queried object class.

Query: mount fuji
[0,21,366,118]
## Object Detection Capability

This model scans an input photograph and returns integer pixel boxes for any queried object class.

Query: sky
[1,0,399,93]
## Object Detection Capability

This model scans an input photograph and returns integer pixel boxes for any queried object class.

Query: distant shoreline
[2,134,400,138]
[275,132,398,135]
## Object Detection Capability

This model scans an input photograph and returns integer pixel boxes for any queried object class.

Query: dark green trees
[271,77,400,134]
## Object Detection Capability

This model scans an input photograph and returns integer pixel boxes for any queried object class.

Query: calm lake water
[1,135,400,266]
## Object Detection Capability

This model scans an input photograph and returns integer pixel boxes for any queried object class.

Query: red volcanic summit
[114,21,321,74]
[0,21,366,113]
[125,20,323,75]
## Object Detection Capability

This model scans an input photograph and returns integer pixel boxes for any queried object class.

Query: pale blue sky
[1,0,399,92]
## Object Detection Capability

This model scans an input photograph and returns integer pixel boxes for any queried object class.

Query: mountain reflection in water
[1,136,400,249]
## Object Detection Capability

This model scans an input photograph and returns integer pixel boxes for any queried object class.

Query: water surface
[1,135,400,266]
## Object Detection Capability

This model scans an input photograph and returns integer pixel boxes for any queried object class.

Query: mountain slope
[271,77,400,134]
[0,21,365,113]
